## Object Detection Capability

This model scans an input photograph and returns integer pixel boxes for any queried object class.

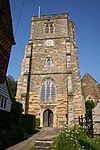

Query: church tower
[16,13,85,127]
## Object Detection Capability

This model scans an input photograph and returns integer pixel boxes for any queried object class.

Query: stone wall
[16,13,85,127]
[81,72,100,103]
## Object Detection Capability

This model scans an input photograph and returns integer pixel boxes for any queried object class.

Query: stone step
[34,140,52,150]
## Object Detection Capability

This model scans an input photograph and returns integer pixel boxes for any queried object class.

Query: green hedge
[0,126,25,149]
[0,108,36,149]
[0,110,12,129]
[35,118,40,129]
[21,114,35,134]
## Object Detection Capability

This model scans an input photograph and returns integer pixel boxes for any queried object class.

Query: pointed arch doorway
[43,109,53,127]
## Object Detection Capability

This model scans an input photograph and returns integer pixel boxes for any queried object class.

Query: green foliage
[0,112,36,149]
[11,101,22,124]
[85,100,95,118]
[0,109,24,149]
[36,118,40,129]
[21,114,36,134]
[0,110,12,129]
[0,126,25,149]
[8,125,25,143]
[7,75,17,101]
[30,147,34,150]
[50,127,100,150]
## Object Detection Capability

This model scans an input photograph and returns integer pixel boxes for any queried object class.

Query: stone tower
[16,13,85,127]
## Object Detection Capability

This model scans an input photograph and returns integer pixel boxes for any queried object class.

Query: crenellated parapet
[32,13,69,21]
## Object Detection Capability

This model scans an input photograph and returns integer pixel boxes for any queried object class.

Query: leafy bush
[0,125,25,150]
[85,100,95,118]
[36,118,40,129]
[8,125,25,144]
[0,110,12,129]
[50,127,100,150]
[21,114,35,134]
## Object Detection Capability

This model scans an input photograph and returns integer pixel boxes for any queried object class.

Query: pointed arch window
[45,24,49,33]
[41,78,56,103]
[45,24,54,33]
[50,24,53,33]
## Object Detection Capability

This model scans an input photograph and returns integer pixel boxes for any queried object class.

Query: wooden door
[43,109,53,127]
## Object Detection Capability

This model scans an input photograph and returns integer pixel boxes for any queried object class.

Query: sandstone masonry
[16,13,85,127]
[81,72,100,103]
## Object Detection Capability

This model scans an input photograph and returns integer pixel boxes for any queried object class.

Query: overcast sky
[7,0,100,83]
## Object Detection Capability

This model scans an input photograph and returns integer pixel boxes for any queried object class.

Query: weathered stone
[16,13,85,127]
[81,72,100,103]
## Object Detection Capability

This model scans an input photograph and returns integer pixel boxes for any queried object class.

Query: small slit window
[47,58,52,67]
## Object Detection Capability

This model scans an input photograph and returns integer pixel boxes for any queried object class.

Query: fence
[78,115,100,137]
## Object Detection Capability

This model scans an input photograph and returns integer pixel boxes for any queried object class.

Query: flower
[66,134,69,137]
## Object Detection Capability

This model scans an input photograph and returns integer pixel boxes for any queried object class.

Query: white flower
[71,134,74,137]
[66,134,69,137]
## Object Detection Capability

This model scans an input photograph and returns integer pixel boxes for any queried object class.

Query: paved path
[7,128,59,150]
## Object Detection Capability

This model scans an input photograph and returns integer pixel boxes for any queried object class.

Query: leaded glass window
[51,84,56,101]
[41,78,56,103]
[41,85,45,101]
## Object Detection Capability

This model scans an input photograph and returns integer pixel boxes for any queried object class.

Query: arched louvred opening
[45,24,49,33]
[50,24,53,33]
[41,78,56,103]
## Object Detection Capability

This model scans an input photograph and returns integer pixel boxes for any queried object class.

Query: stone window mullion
[45,82,46,102]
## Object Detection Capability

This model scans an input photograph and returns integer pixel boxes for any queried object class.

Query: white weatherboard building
[0,81,12,112]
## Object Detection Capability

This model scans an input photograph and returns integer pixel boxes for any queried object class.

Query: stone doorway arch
[43,109,53,127]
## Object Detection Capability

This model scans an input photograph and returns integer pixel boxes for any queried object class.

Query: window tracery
[41,78,56,102]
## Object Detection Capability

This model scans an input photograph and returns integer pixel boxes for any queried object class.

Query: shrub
[21,114,35,134]
[8,125,25,144]
[0,110,12,129]
[0,125,25,149]
[36,118,40,129]
[50,127,100,150]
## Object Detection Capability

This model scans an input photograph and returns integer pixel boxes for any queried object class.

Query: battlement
[32,13,69,21]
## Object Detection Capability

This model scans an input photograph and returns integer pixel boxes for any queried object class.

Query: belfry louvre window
[45,24,54,33]
[50,24,53,33]
[45,24,49,33]
[41,78,56,102]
